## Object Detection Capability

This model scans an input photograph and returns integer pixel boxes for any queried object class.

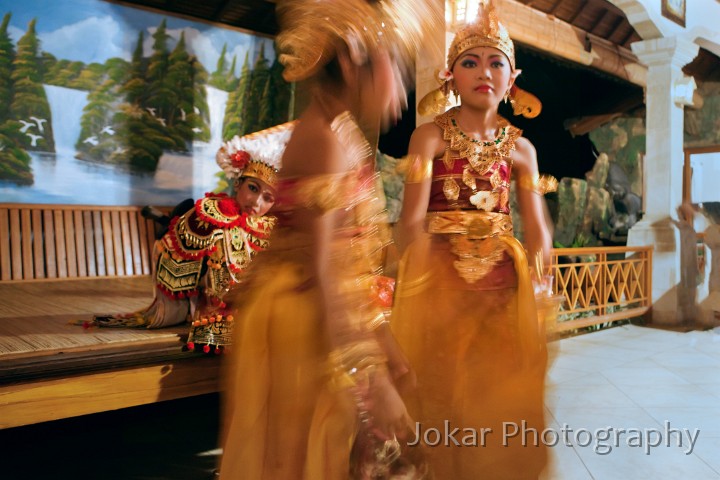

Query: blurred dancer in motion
[218,1,440,479]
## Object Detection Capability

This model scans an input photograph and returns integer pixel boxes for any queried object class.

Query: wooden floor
[0,277,221,429]
[0,277,189,380]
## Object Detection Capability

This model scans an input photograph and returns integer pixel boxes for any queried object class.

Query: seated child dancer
[89,123,294,354]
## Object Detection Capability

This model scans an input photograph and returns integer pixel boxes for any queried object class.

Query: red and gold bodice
[424,108,523,287]
[428,157,512,213]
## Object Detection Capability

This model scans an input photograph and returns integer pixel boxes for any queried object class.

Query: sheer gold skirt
[391,234,548,479]
[219,259,357,480]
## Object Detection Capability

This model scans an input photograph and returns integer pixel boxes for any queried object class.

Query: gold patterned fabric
[391,234,548,478]
[435,108,521,177]
[391,110,548,478]
[219,112,393,480]
[91,194,274,331]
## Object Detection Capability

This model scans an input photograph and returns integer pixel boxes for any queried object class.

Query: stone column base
[628,217,697,328]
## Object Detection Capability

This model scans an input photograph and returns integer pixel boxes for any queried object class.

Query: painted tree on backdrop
[220,43,292,141]
[0,13,32,185]
[76,19,212,170]
[0,10,292,183]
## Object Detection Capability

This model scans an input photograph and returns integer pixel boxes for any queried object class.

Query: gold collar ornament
[435,107,521,176]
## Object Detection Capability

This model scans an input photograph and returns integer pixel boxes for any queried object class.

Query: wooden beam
[588,10,609,34]
[496,0,646,87]
[548,0,562,15]
[607,15,626,41]
[568,0,588,23]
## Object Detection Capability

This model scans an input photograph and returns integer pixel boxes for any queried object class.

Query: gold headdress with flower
[276,0,442,83]
[216,121,296,188]
[418,0,541,118]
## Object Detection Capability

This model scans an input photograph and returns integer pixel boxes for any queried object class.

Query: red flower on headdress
[230,150,252,170]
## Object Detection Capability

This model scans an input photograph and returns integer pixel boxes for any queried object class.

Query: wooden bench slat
[74,210,87,277]
[63,210,78,278]
[0,208,10,281]
[53,210,68,278]
[21,209,33,280]
[94,211,107,276]
[32,210,44,279]
[43,210,57,279]
[111,211,124,276]
[138,217,152,275]
[101,211,115,276]
[128,211,143,275]
[83,211,97,277]
[10,209,22,280]
[120,210,133,276]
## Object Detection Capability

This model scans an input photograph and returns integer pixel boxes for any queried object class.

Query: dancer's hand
[365,369,411,441]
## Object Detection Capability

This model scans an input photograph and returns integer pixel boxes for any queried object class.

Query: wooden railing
[549,245,653,332]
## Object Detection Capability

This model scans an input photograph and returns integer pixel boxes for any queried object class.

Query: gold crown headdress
[216,121,296,188]
[276,0,442,83]
[418,0,541,119]
[447,0,515,71]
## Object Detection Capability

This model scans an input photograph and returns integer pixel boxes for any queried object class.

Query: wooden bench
[0,203,221,429]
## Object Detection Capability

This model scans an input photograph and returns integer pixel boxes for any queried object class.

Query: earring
[503,89,510,103]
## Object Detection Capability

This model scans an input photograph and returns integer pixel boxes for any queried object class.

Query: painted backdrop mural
[0,0,291,205]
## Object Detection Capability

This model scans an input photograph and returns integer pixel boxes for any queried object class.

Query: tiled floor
[2,324,718,479]
[541,324,720,480]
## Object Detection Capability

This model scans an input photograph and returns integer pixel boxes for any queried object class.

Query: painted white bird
[193,106,200,114]
[26,133,42,147]
[101,125,115,135]
[83,136,99,146]
[146,107,157,117]
[192,127,202,133]
[29,116,47,133]
[157,117,166,127]
[180,108,187,121]
[19,120,35,133]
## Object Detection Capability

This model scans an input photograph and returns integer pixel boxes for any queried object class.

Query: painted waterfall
[0,0,291,206]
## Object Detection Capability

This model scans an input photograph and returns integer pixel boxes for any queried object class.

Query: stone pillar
[698,225,720,328]
[627,36,699,327]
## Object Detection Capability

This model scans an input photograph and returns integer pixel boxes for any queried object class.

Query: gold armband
[400,154,433,184]
[327,339,387,390]
[517,173,558,195]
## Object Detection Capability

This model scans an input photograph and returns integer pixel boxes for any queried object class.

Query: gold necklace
[435,107,521,175]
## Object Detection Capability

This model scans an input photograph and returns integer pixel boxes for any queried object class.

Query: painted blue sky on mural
[0,0,281,205]
[0,0,274,74]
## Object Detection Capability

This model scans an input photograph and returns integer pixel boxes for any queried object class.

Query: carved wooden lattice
[549,246,653,332]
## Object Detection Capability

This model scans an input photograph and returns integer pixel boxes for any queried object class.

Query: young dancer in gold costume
[392,1,556,478]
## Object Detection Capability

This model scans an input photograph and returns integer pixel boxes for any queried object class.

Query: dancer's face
[452,46,517,110]
[235,177,276,217]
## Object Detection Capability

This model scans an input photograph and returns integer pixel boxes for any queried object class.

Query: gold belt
[426,210,513,239]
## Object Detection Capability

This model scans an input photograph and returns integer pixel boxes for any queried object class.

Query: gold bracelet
[367,311,390,331]
[517,173,558,195]
[401,154,433,183]
[327,339,387,388]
